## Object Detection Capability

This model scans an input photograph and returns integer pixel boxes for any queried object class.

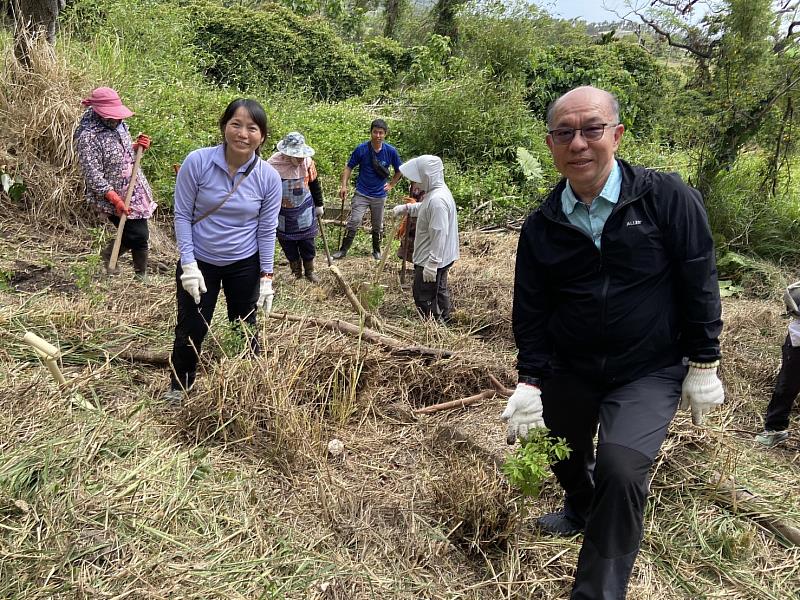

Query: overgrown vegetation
[1,0,800,596]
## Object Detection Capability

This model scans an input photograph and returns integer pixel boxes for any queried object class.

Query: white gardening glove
[501,383,545,444]
[679,364,724,425]
[258,276,274,314]
[180,261,206,304]
[315,205,324,217]
[392,204,409,216]
[422,264,438,283]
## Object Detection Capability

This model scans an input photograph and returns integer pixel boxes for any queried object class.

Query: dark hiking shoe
[371,231,382,261]
[537,510,585,536]
[333,231,355,260]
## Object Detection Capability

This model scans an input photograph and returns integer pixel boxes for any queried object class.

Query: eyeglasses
[548,123,618,145]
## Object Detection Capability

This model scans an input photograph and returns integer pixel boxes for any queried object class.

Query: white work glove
[392,204,409,216]
[422,264,438,283]
[679,364,724,425]
[501,383,545,444]
[180,261,206,304]
[258,276,274,314]
[314,205,324,217]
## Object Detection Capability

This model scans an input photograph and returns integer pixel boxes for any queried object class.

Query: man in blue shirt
[333,119,403,260]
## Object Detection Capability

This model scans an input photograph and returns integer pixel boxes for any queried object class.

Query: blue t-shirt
[346,141,402,198]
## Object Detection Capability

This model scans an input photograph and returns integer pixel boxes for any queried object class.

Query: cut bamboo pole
[414,389,497,414]
[23,331,66,386]
[329,265,382,330]
[710,470,800,546]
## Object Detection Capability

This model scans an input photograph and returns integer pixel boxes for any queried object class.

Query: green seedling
[502,428,570,499]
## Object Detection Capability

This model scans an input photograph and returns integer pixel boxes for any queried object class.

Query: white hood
[399,155,444,192]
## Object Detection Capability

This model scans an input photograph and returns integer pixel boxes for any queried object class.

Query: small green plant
[71,255,102,293]
[502,428,570,499]
[0,269,14,291]
[0,167,26,202]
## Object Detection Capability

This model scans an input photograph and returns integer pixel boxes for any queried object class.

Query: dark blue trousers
[541,363,685,600]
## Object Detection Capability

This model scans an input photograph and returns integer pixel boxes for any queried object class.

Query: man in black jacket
[501,86,724,599]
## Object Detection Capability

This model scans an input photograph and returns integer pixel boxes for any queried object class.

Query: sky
[532,0,635,23]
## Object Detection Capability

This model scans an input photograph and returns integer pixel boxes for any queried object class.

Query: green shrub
[705,153,800,263]
[268,96,377,180]
[525,43,666,134]
[397,72,539,165]
[187,0,377,100]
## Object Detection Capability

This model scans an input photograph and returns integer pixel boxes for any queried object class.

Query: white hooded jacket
[399,155,460,269]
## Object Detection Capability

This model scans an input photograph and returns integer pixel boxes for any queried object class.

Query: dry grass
[0,40,799,600]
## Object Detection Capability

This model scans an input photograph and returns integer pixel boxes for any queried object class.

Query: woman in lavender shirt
[164,99,282,403]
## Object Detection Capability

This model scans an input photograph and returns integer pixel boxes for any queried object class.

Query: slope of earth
[1,197,799,599]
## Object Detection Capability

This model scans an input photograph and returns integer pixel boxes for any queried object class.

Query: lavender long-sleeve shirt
[174,144,282,274]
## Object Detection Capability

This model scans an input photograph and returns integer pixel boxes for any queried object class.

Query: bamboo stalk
[710,470,800,546]
[329,265,382,330]
[414,389,497,414]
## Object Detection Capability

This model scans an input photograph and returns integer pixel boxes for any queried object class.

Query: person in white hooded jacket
[392,155,459,322]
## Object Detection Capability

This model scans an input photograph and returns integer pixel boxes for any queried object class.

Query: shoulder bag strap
[192,154,259,225]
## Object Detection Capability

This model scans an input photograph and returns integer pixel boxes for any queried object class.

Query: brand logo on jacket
[626,220,642,227]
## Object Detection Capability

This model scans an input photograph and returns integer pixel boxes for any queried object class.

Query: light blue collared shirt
[561,160,622,250]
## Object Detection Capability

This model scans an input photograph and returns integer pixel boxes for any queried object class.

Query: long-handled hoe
[108,140,144,271]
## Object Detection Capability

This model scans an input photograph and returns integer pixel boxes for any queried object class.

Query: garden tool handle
[109,138,144,270]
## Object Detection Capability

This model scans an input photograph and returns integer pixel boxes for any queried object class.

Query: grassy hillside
[0,2,799,598]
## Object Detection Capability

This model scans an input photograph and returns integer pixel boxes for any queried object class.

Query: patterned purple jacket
[74,109,156,219]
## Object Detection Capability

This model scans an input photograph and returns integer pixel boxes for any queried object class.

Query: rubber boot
[100,239,122,275]
[132,248,148,281]
[289,259,303,279]
[371,231,382,261]
[332,231,355,260]
[303,259,320,283]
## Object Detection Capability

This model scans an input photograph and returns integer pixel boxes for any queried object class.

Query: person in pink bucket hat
[74,87,155,278]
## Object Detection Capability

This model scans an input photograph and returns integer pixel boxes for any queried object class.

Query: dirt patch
[8,260,78,293]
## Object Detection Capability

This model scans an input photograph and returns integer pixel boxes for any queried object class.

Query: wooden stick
[710,471,800,546]
[414,389,497,414]
[488,373,514,396]
[268,311,453,360]
[373,219,401,283]
[109,143,144,270]
[329,265,382,330]
[318,216,333,266]
[400,215,411,284]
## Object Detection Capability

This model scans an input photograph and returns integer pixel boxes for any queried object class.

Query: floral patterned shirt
[74,109,156,219]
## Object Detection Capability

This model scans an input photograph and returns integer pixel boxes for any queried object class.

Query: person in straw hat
[267,132,325,283]
[755,280,800,447]
[74,86,155,278]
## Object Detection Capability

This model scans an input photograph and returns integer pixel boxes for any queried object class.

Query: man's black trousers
[540,363,685,600]
[169,254,260,391]
[764,334,800,431]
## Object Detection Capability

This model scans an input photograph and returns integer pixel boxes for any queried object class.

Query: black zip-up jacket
[513,159,722,385]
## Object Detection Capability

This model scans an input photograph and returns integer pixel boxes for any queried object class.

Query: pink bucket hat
[81,87,134,119]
